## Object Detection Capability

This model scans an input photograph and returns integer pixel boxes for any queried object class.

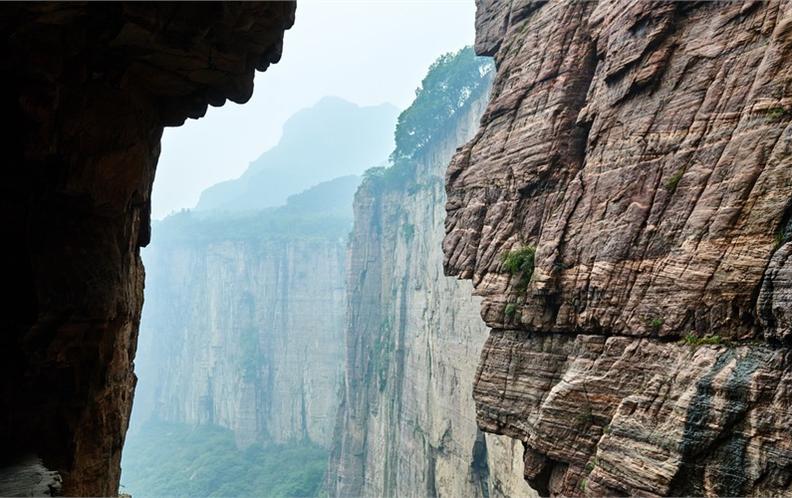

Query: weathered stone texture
[475,331,792,497]
[328,91,536,498]
[445,0,792,496]
[0,3,293,495]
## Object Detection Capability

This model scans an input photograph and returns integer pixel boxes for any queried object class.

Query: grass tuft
[680,333,730,347]
[501,246,536,292]
[665,169,684,192]
[767,106,789,121]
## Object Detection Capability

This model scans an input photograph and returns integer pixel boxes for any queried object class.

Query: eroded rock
[445,1,792,495]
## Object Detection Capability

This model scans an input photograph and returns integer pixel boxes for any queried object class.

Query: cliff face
[132,179,355,450]
[328,80,535,498]
[444,1,792,496]
[0,4,293,495]
[135,238,346,448]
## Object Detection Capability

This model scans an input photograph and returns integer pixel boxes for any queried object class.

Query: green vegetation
[775,231,786,248]
[646,317,664,330]
[504,303,518,318]
[501,246,537,292]
[680,332,729,347]
[392,46,493,162]
[774,229,789,250]
[766,106,789,121]
[584,457,599,473]
[371,314,395,392]
[364,46,493,192]
[665,169,684,192]
[121,421,327,498]
[575,405,594,427]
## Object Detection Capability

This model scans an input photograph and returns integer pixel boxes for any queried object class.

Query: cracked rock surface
[444,1,792,496]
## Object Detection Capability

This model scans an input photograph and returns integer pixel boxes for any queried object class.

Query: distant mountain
[152,175,361,245]
[195,96,398,212]
[282,174,361,218]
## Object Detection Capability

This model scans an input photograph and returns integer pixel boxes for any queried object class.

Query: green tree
[391,46,493,162]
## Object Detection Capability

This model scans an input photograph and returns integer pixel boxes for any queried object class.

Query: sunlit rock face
[0,3,293,495]
[327,89,536,498]
[444,0,792,496]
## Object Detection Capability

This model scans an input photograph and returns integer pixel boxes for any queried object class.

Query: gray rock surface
[328,88,535,498]
[0,457,62,497]
[133,225,348,449]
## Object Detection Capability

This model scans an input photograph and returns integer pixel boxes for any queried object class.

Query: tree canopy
[391,46,493,162]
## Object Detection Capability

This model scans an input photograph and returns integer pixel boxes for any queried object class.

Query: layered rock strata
[0,3,293,495]
[444,1,792,496]
[328,89,535,498]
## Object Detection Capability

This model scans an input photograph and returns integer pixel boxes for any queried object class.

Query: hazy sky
[152,1,476,219]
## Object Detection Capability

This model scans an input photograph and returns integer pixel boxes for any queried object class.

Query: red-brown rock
[445,1,792,496]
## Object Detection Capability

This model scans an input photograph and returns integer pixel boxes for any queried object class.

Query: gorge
[1,1,791,497]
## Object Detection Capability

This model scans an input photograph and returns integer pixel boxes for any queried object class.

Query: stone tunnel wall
[0,4,294,495]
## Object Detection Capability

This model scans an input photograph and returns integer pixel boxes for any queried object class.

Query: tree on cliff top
[391,46,493,162]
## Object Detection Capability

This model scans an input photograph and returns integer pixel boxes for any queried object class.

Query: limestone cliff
[132,177,356,450]
[0,4,293,495]
[328,49,535,498]
[444,1,792,496]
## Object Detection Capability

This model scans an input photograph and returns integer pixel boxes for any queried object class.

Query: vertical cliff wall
[0,4,293,495]
[135,237,346,448]
[132,179,355,450]
[444,1,792,496]
[328,52,535,498]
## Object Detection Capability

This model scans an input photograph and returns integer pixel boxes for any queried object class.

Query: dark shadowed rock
[0,3,294,495]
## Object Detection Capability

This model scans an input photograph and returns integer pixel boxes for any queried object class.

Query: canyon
[2,1,792,497]
[326,50,533,498]
[128,96,398,454]
[444,0,792,496]
[131,177,354,450]
[126,48,536,498]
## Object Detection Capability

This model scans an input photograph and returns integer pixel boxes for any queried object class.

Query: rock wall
[133,233,346,449]
[444,1,792,496]
[328,90,535,498]
[0,3,293,495]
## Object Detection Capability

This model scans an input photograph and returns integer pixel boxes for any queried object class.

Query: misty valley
[120,48,529,498]
[1,2,791,498]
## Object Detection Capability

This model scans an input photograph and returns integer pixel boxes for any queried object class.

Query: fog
[151,0,475,219]
[122,3,497,497]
